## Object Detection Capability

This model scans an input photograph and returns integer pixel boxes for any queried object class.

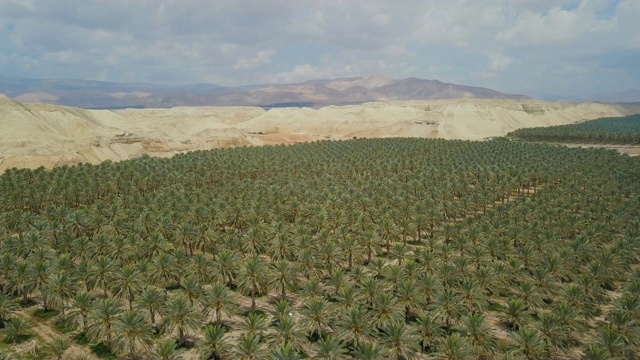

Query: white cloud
[0,0,638,96]
[233,49,275,69]
[498,1,617,45]
[488,52,513,71]
[265,64,363,84]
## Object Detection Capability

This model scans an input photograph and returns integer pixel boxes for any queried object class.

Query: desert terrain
[0,94,637,173]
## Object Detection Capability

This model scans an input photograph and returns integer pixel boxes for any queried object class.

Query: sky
[0,0,639,99]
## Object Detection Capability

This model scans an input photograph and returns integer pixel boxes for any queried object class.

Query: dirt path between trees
[16,309,97,359]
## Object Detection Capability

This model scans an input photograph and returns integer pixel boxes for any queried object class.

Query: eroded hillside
[0,94,636,173]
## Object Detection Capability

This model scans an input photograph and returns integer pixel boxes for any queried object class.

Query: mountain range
[0,74,528,109]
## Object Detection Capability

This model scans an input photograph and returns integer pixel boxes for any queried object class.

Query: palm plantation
[0,135,639,358]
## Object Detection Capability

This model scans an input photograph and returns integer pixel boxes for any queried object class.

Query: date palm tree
[359,276,381,307]
[45,271,77,316]
[299,277,324,301]
[335,307,376,347]
[340,235,362,270]
[212,249,238,287]
[457,312,499,358]
[180,276,203,307]
[396,279,421,322]
[0,292,17,328]
[202,283,237,326]
[430,288,465,331]
[271,341,303,360]
[382,320,421,360]
[3,316,33,344]
[295,248,321,280]
[319,240,341,276]
[502,298,530,330]
[433,333,474,360]
[65,291,93,332]
[581,343,613,360]
[238,311,268,338]
[88,256,116,297]
[507,326,548,360]
[135,286,165,328]
[161,294,202,347]
[535,311,570,357]
[111,264,144,310]
[360,229,382,265]
[154,337,181,360]
[353,341,386,360]
[371,292,403,330]
[270,260,298,299]
[237,255,269,311]
[86,298,121,348]
[112,309,154,359]
[7,261,33,303]
[513,280,544,314]
[315,334,348,359]
[234,333,269,360]
[300,297,334,339]
[269,313,306,353]
[243,226,266,256]
[28,259,51,311]
[46,336,71,360]
[150,253,178,289]
[415,314,443,354]
[199,324,230,360]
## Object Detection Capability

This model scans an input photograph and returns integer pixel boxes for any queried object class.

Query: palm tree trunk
[251,289,256,311]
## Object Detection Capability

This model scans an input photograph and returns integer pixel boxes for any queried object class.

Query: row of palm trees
[0,137,639,359]
[508,114,640,144]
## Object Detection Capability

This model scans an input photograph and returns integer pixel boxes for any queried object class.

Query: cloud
[265,64,363,84]
[488,53,513,71]
[0,0,638,97]
[234,50,275,69]
[498,0,617,46]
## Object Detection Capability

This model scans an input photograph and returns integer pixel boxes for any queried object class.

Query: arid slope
[0,94,635,173]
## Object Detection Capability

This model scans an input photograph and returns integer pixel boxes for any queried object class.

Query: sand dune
[0,94,635,173]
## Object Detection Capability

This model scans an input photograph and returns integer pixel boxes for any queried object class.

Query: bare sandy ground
[0,94,635,173]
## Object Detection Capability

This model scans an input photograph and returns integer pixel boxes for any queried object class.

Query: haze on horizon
[0,0,638,99]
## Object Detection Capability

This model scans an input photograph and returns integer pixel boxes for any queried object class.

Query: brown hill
[2,75,525,108]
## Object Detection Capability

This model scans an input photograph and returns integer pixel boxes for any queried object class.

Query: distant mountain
[0,74,528,108]
[577,89,640,103]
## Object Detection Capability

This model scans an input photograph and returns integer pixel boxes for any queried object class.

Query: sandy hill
[0,94,636,173]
